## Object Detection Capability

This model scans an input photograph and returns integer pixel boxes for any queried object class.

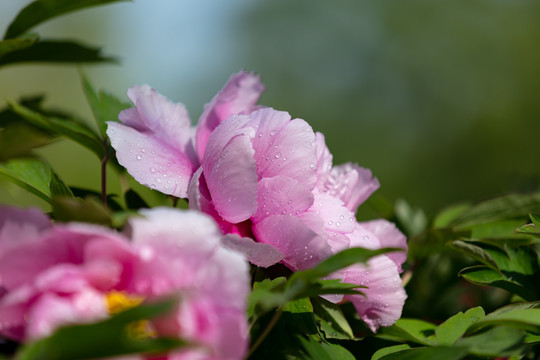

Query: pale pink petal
[253,214,332,270]
[343,256,407,332]
[123,85,195,160]
[252,176,314,224]
[320,163,380,212]
[249,109,318,189]
[0,206,51,252]
[203,118,258,223]
[309,191,356,237]
[315,132,333,179]
[195,71,264,161]
[222,234,284,268]
[107,121,195,198]
[360,220,407,272]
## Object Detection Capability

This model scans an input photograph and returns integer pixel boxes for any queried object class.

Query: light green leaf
[435,307,485,346]
[433,203,471,228]
[0,157,72,203]
[0,40,115,67]
[81,72,130,137]
[371,344,411,360]
[8,100,104,158]
[298,337,355,360]
[0,33,38,58]
[395,198,427,236]
[52,196,112,225]
[377,318,438,346]
[4,0,130,39]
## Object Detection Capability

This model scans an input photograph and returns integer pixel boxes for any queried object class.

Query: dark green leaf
[0,40,115,67]
[435,307,485,346]
[374,346,468,360]
[70,187,124,211]
[456,326,526,357]
[377,318,437,346]
[299,337,355,360]
[81,72,130,137]
[469,307,540,334]
[4,0,130,39]
[450,192,540,228]
[125,189,150,210]
[0,157,72,203]
[469,219,529,239]
[459,266,537,301]
[15,298,185,360]
[0,33,38,58]
[0,122,54,160]
[450,240,499,270]
[8,100,104,158]
[407,228,470,261]
[312,297,355,340]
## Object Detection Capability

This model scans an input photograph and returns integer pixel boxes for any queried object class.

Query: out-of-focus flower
[0,206,250,360]
[107,71,407,331]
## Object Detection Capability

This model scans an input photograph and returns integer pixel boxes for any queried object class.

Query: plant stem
[101,138,110,207]
[246,307,283,358]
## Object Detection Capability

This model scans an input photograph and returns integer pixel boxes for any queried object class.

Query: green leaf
[459,266,537,301]
[469,219,529,239]
[0,122,54,161]
[456,326,526,357]
[407,228,470,261]
[395,199,427,236]
[374,346,468,360]
[435,307,485,346]
[0,157,72,203]
[0,33,38,58]
[0,40,115,67]
[15,298,185,360]
[371,344,411,360]
[450,192,540,228]
[469,307,540,334]
[433,203,471,228]
[81,72,130,137]
[8,100,104,158]
[516,213,540,239]
[377,318,438,346]
[52,196,112,225]
[312,297,355,340]
[449,240,499,270]
[248,277,288,316]
[4,0,130,39]
[298,337,355,360]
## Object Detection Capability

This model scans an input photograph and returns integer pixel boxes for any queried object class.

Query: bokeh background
[1,0,540,216]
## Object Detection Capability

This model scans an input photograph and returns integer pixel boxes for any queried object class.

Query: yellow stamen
[105,291,156,338]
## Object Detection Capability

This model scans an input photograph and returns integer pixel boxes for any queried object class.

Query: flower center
[105,291,155,338]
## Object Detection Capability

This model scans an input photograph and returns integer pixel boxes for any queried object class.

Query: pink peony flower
[107,71,407,331]
[0,206,250,360]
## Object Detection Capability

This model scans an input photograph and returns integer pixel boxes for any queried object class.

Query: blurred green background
[1,0,539,215]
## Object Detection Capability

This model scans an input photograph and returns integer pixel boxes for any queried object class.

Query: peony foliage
[1,1,540,360]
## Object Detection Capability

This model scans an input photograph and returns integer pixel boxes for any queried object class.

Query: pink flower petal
[252,176,314,224]
[195,71,264,161]
[0,206,51,252]
[203,117,259,223]
[253,214,332,270]
[107,121,195,198]
[343,256,407,332]
[122,85,195,158]
[222,234,284,268]
[319,163,380,212]
[249,109,318,189]
[315,132,333,178]
[360,220,407,272]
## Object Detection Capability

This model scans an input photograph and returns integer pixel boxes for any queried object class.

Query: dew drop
[136,154,142,160]
[141,148,146,153]
[259,133,263,138]
[349,217,354,222]
[328,220,333,225]
[150,167,156,173]
[156,178,162,183]
[270,130,276,136]
[339,215,344,220]
[336,222,341,227]
[282,157,287,161]
[274,152,281,159]
[363,235,370,241]
[309,163,316,169]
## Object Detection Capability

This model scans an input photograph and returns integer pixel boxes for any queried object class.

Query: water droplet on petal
[136,154,142,160]
[270,130,276,136]
[328,220,333,225]
[309,163,316,169]
[339,215,344,220]
[349,217,354,222]
[275,152,281,159]
[287,200,292,204]
[336,222,341,227]
[363,235,370,241]
[150,167,156,173]
[141,148,146,153]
